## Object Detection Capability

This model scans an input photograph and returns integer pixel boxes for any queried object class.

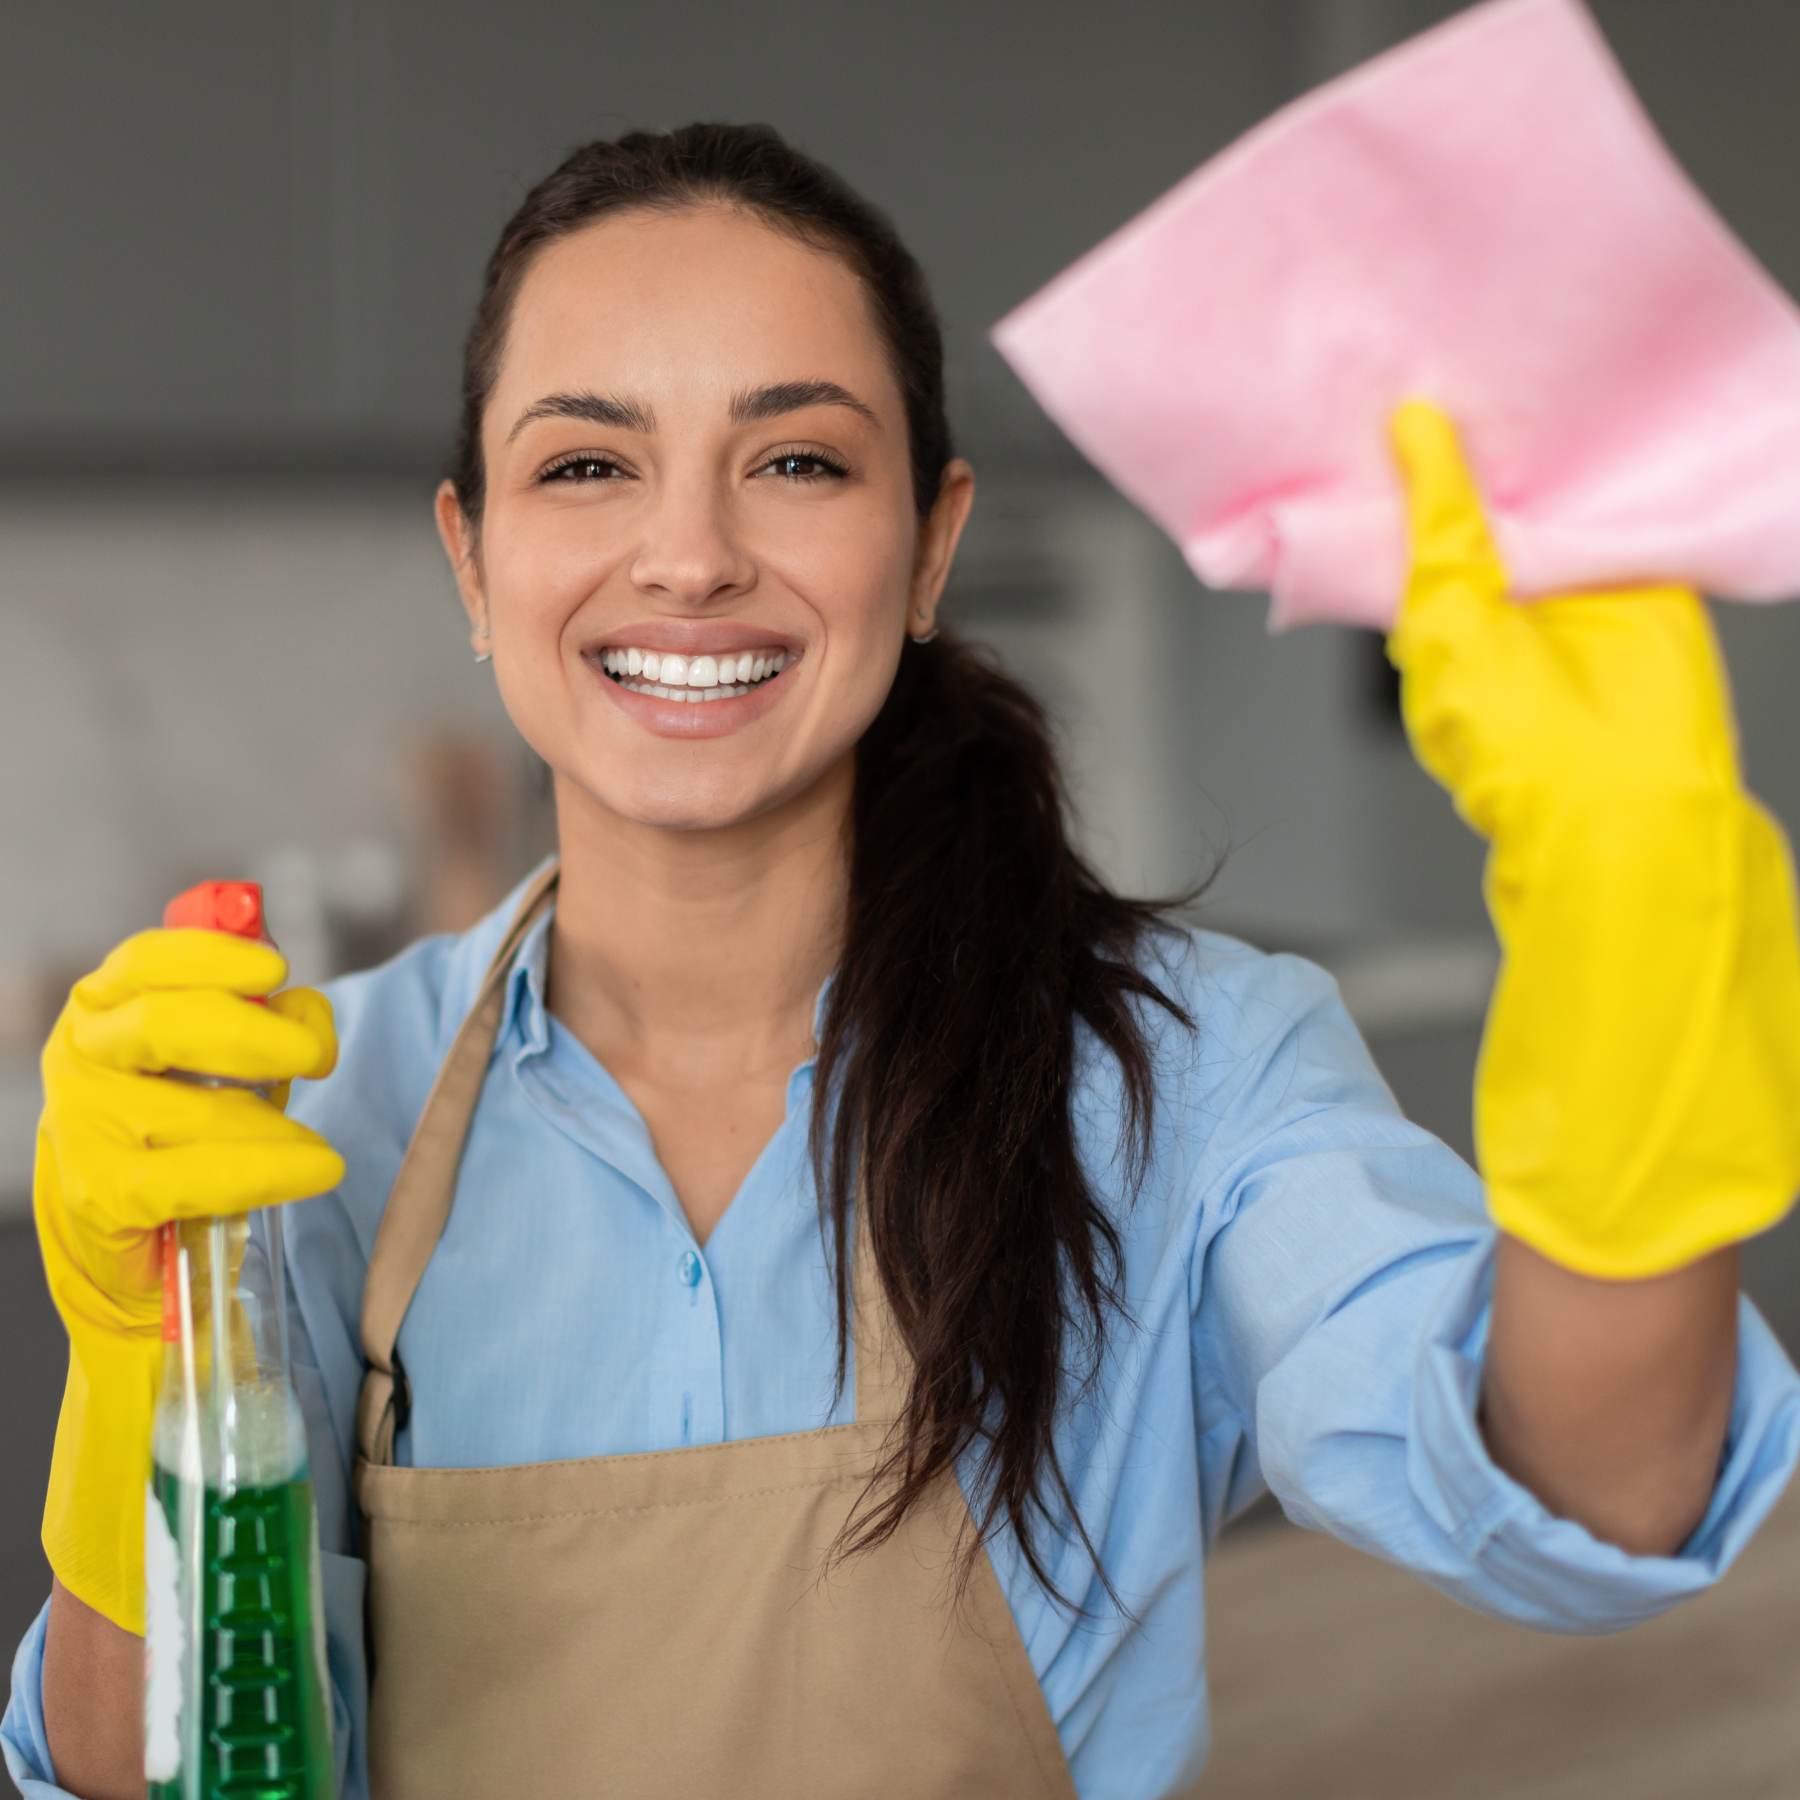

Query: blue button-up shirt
[9,851,1800,1797]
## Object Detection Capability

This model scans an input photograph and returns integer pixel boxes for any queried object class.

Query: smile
[594,645,797,701]
[582,646,803,739]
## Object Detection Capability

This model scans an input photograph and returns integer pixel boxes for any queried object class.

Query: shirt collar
[501,899,554,1059]
[501,896,838,1071]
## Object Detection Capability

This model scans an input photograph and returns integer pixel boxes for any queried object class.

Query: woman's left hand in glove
[1383,397,1800,1280]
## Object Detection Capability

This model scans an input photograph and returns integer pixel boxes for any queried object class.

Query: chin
[579,765,784,834]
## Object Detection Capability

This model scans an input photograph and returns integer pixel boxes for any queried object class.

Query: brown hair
[443,122,1224,1628]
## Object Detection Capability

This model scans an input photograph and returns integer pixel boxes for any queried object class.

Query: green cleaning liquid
[147,1458,333,1800]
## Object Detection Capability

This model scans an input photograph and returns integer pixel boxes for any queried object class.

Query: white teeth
[597,646,793,690]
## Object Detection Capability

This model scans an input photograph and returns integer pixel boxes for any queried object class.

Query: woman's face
[436,204,974,835]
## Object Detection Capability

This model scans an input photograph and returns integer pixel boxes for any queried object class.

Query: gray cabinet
[3,5,299,447]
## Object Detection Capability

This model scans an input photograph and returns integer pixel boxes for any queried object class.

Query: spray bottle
[145,879,335,1799]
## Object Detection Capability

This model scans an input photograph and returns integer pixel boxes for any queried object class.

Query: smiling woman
[14,110,1800,1800]
[390,121,1229,1796]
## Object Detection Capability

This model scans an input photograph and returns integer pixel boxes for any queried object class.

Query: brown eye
[538,454,623,484]
[760,450,849,483]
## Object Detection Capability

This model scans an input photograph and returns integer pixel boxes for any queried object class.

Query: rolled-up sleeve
[2,1609,58,1799]
[1189,950,1800,1633]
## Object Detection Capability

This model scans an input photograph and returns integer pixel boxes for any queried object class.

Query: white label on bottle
[143,1482,183,1782]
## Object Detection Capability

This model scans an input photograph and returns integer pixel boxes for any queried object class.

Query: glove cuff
[41,1334,161,1637]
[1476,787,1800,1279]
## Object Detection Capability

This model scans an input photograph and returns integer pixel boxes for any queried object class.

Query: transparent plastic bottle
[145,879,334,1799]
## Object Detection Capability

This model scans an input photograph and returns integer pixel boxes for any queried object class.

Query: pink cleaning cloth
[988,0,1800,633]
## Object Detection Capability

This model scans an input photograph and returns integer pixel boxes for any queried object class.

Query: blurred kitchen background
[4,1,1798,1792]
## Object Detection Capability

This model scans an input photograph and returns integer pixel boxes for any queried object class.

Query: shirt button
[678,1250,703,1287]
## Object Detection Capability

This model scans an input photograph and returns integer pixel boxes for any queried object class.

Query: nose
[627,473,757,607]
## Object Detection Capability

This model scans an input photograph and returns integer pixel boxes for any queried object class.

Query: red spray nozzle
[163,880,266,940]
[160,879,276,1014]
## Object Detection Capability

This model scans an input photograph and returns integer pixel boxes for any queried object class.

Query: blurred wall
[6,0,1799,951]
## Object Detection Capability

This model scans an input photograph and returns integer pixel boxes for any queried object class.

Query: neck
[543,760,851,1092]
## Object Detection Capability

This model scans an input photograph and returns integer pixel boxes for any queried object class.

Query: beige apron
[351,858,1083,1799]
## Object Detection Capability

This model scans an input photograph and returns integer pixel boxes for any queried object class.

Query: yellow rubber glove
[1383,397,1800,1280]
[35,925,345,1634]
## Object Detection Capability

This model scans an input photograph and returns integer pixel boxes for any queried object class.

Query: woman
[11,122,1800,1800]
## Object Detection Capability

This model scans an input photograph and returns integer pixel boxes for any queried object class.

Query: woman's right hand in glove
[35,923,344,1634]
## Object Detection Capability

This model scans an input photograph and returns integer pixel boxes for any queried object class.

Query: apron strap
[356,857,562,1467]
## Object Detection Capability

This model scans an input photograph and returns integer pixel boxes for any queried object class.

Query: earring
[473,629,492,664]
[909,612,939,644]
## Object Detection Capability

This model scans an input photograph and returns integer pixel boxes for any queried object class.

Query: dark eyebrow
[504,379,880,447]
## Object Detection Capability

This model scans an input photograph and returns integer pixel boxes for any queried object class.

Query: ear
[434,480,489,643]
[909,459,977,628]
